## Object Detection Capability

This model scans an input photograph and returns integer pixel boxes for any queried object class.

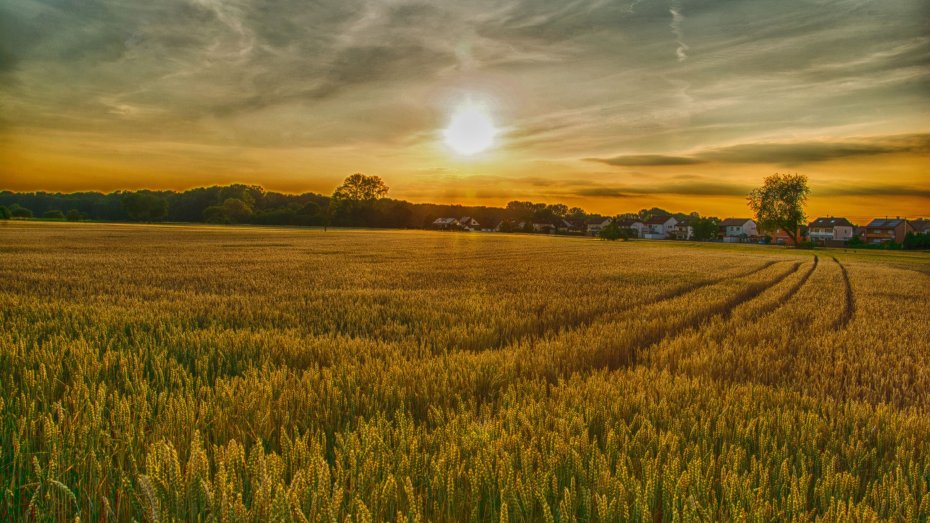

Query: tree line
[0,174,723,234]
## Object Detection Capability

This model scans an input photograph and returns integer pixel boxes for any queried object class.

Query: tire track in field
[379,260,802,423]
[486,260,781,351]
[832,256,855,330]
[728,255,818,321]
[620,261,803,368]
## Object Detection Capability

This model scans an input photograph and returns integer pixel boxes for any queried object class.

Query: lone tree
[332,173,389,202]
[330,173,389,228]
[748,173,810,247]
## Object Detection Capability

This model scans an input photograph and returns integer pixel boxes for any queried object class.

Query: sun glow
[443,103,498,156]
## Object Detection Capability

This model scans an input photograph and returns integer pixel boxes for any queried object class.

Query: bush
[0,205,10,219]
[903,232,930,250]
[10,204,33,218]
[599,221,623,241]
[66,209,84,221]
[44,210,65,220]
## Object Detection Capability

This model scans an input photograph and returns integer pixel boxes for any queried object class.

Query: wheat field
[1,221,928,522]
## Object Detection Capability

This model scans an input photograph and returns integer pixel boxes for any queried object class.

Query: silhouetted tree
[567,207,587,220]
[331,174,389,226]
[748,173,810,247]
[547,203,568,217]
[333,174,389,202]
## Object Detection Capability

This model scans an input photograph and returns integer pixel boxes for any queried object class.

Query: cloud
[817,184,930,199]
[587,134,930,167]
[1,0,929,201]
[669,3,688,62]
[698,134,930,164]
[574,187,633,198]
[586,154,705,166]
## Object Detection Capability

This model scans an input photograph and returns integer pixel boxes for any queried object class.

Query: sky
[1,0,928,221]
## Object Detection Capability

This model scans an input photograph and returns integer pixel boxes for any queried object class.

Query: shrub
[10,203,33,218]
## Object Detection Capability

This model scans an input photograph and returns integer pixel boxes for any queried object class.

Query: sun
[443,103,498,156]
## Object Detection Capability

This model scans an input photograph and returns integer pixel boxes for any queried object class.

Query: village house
[458,216,481,231]
[670,218,693,240]
[759,226,802,245]
[562,219,587,234]
[642,216,678,240]
[613,218,645,238]
[808,217,854,245]
[532,222,557,233]
[720,218,757,242]
[862,218,912,244]
[910,219,930,235]
[586,218,613,236]
[432,217,460,230]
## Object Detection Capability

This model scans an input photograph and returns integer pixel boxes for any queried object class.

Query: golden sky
[1,0,928,220]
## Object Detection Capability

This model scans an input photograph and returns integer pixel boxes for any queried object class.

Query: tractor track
[832,256,855,330]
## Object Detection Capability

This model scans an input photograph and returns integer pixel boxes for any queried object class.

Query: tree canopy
[122,192,168,221]
[332,174,389,203]
[747,173,810,247]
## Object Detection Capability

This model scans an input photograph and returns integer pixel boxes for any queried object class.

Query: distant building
[433,217,460,230]
[670,218,694,240]
[532,222,557,233]
[808,217,855,245]
[562,219,587,234]
[586,218,613,236]
[910,219,930,235]
[642,216,678,239]
[458,217,481,231]
[863,218,912,244]
[720,218,757,242]
[760,226,801,245]
[614,218,645,238]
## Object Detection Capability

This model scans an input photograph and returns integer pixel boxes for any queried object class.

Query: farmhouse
[720,218,757,242]
[808,217,854,245]
[642,216,678,240]
[863,218,912,244]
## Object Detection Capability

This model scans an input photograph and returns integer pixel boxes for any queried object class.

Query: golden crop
[1,222,928,521]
